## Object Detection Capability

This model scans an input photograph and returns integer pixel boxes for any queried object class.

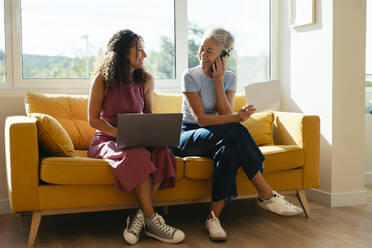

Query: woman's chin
[201,63,211,71]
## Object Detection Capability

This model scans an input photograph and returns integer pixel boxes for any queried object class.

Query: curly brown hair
[93,30,147,88]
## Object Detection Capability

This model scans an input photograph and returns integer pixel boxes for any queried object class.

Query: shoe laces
[127,212,143,236]
[273,193,297,209]
[208,211,224,232]
[152,213,175,235]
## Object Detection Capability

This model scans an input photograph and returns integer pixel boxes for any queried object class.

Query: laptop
[116,113,183,149]
[244,80,281,112]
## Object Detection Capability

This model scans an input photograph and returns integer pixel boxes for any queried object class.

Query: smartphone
[210,50,230,73]
[244,107,256,112]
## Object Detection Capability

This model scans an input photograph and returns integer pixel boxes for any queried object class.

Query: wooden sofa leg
[162,206,169,216]
[296,190,311,218]
[28,211,42,247]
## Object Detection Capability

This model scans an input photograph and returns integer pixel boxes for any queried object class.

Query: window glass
[188,0,270,84]
[21,0,175,79]
[0,0,5,83]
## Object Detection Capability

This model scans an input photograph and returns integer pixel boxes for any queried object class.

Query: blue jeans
[170,122,265,202]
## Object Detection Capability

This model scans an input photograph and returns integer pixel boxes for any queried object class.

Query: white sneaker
[123,209,144,245]
[257,191,303,216]
[205,211,227,241]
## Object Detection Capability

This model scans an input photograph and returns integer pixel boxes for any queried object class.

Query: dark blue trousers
[170,122,265,202]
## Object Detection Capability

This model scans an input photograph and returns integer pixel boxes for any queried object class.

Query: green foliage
[188,23,205,69]
[0,49,5,82]
[145,36,175,78]
[366,80,372,87]
[22,54,92,78]
[0,62,5,82]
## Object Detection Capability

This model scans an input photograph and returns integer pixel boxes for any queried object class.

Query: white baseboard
[365,172,372,185]
[0,198,11,215]
[305,188,368,208]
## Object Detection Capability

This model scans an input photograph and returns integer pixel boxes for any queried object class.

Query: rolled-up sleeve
[224,72,237,91]
[182,71,199,92]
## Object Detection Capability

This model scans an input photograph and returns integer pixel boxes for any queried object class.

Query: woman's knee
[232,122,246,131]
[125,147,151,159]
[151,147,168,153]
[230,122,252,140]
[214,145,239,172]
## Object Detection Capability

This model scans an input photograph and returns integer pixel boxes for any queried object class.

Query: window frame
[1,0,277,93]
[366,0,371,92]
[0,0,11,88]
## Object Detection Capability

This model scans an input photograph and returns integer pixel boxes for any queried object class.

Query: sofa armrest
[5,116,39,212]
[273,112,320,189]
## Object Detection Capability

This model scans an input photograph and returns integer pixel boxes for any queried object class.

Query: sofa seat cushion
[40,151,184,185]
[184,145,304,180]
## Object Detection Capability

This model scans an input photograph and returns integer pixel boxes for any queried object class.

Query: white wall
[280,0,368,207]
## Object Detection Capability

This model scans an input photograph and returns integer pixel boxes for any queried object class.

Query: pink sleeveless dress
[87,83,177,192]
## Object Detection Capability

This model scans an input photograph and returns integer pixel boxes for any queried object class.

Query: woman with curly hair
[87,30,185,245]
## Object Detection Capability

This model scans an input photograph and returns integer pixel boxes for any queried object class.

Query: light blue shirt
[181,66,237,124]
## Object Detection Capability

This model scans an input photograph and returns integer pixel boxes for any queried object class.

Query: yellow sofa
[5,92,320,247]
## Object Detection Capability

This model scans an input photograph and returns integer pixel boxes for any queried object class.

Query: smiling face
[198,37,222,71]
[128,39,147,71]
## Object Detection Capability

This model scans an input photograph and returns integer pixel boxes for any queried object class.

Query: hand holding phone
[237,105,256,122]
[211,50,230,73]
[243,105,256,112]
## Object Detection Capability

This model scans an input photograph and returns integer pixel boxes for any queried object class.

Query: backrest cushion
[25,92,273,148]
[232,94,274,145]
[153,92,182,113]
[153,92,273,145]
[25,92,95,149]
[31,113,75,156]
[233,93,246,112]
[241,112,274,146]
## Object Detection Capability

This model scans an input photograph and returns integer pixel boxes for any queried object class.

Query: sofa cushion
[233,93,246,112]
[241,112,274,146]
[25,92,95,150]
[184,145,304,180]
[153,92,182,113]
[40,151,185,185]
[31,113,75,156]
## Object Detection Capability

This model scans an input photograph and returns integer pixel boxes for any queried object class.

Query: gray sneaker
[144,213,185,243]
[123,209,144,245]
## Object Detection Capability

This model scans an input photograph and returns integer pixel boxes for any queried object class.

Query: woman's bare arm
[184,92,253,127]
[143,73,155,113]
[88,74,118,137]
[213,57,235,115]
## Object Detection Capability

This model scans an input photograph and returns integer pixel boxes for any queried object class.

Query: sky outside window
[0,0,5,83]
[21,0,174,79]
[188,0,270,84]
